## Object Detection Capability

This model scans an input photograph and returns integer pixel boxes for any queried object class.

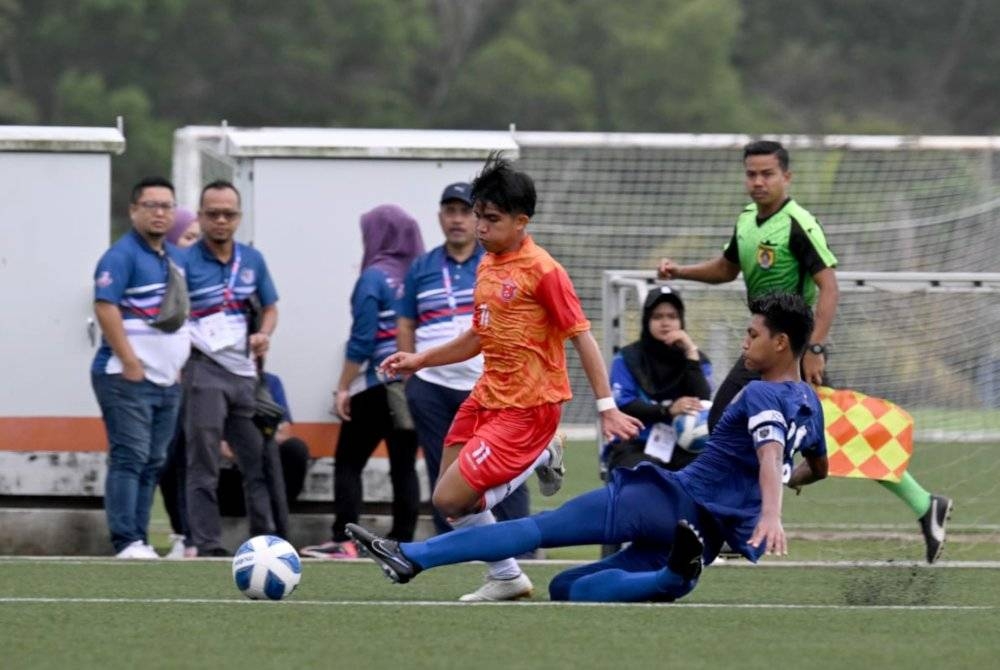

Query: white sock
[481,448,550,510]
[451,511,522,580]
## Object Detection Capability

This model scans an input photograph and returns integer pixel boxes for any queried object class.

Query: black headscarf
[619,286,709,402]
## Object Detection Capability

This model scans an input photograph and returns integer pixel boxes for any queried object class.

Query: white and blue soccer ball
[673,400,712,453]
[232,535,302,601]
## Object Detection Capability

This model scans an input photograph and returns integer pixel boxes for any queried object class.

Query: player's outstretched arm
[748,441,787,556]
[657,256,740,284]
[570,331,643,441]
[379,328,482,378]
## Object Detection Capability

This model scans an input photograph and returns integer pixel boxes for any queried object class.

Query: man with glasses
[91,176,191,558]
[182,179,280,556]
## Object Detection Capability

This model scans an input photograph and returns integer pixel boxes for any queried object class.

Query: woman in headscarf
[604,285,712,473]
[301,205,425,559]
[165,207,201,248]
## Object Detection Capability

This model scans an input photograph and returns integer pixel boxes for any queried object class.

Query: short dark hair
[744,140,789,171]
[130,176,174,204]
[470,152,536,217]
[200,179,241,207]
[748,292,814,356]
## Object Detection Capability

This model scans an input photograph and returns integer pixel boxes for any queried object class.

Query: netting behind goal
[516,134,1000,432]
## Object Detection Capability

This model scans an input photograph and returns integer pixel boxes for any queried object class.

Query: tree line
[1,0,996,211]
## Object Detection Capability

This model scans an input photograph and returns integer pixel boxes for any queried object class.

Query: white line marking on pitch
[0,597,993,611]
[1,557,999,569]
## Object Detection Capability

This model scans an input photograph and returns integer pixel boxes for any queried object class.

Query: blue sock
[400,487,613,570]
[401,518,541,569]
[567,568,695,602]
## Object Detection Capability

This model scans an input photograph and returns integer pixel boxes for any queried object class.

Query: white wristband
[596,397,617,413]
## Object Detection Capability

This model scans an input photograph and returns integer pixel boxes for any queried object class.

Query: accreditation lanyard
[222,247,242,304]
[440,256,458,318]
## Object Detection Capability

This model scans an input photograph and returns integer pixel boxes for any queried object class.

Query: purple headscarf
[360,204,425,283]
[166,207,197,244]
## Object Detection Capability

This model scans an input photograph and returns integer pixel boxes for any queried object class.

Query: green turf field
[5,440,993,669]
[2,559,998,670]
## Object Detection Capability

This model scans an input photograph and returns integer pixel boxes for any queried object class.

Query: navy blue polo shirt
[399,244,484,390]
[91,229,191,386]
[185,240,278,377]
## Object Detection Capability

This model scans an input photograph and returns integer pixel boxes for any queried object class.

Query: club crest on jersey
[756,244,775,270]
[500,280,517,302]
[239,268,256,284]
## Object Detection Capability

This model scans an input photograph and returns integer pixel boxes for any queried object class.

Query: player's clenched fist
[657,258,680,280]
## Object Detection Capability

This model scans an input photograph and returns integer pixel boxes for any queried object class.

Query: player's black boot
[345,523,421,584]
[667,519,704,582]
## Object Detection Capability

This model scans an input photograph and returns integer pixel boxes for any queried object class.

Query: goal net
[515,134,1000,562]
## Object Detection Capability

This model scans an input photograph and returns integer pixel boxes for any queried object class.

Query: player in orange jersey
[380,154,641,601]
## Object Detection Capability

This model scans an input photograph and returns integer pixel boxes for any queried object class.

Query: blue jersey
[91,230,191,386]
[185,240,278,377]
[399,244,484,391]
[674,380,826,560]
[607,352,713,447]
[346,267,403,393]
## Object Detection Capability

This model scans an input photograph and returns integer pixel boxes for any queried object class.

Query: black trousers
[331,384,419,542]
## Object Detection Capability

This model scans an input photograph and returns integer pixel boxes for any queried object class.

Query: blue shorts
[607,463,725,563]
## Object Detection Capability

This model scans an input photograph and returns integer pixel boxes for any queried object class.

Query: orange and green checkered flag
[816,386,913,483]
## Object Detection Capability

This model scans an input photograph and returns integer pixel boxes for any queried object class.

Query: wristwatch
[807,343,826,355]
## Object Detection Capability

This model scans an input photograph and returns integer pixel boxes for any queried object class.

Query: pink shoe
[299,540,359,559]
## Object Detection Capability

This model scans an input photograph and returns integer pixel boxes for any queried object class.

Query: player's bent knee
[431,489,474,519]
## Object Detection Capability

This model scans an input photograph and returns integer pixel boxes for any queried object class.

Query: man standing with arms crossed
[379,155,642,600]
[657,140,952,563]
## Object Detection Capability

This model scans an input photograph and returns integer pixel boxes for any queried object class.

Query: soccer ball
[673,400,712,453]
[232,535,302,600]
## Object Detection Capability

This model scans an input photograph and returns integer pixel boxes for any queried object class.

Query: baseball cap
[440,182,473,206]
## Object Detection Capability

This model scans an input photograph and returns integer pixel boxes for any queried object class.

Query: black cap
[440,182,473,206]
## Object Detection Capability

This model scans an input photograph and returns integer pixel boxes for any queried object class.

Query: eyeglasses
[201,209,242,221]
[137,201,176,212]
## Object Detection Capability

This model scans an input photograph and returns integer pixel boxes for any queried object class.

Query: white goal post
[602,270,1000,444]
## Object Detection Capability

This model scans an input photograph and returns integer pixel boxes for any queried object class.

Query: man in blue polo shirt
[182,179,279,556]
[92,176,191,559]
[397,182,534,602]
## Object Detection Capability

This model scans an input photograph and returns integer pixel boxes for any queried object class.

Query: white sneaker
[459,573,534,602]
[535,433,566,497]
[115,540,159,560]
[165,534,188,560]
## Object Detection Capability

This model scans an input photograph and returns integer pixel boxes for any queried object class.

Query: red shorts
[444,397,562,493]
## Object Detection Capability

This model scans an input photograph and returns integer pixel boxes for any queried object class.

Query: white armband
[596,397,617,413]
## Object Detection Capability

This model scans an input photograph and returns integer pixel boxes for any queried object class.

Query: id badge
[644,422,677,464]
[197,311,239,352]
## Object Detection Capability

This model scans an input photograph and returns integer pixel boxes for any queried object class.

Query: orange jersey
[471,235,590,408]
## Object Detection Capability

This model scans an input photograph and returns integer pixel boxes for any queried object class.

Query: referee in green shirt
[657,140,952,564]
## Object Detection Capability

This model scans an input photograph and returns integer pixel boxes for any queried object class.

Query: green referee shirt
[722,198,838,306]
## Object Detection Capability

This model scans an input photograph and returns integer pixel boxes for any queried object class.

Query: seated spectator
[159,206,203,558]
[218,372,310,517]
[603,286,712,473]
[162,371,308,558]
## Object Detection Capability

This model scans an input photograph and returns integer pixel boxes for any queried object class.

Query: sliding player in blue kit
[349,292,829,602]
